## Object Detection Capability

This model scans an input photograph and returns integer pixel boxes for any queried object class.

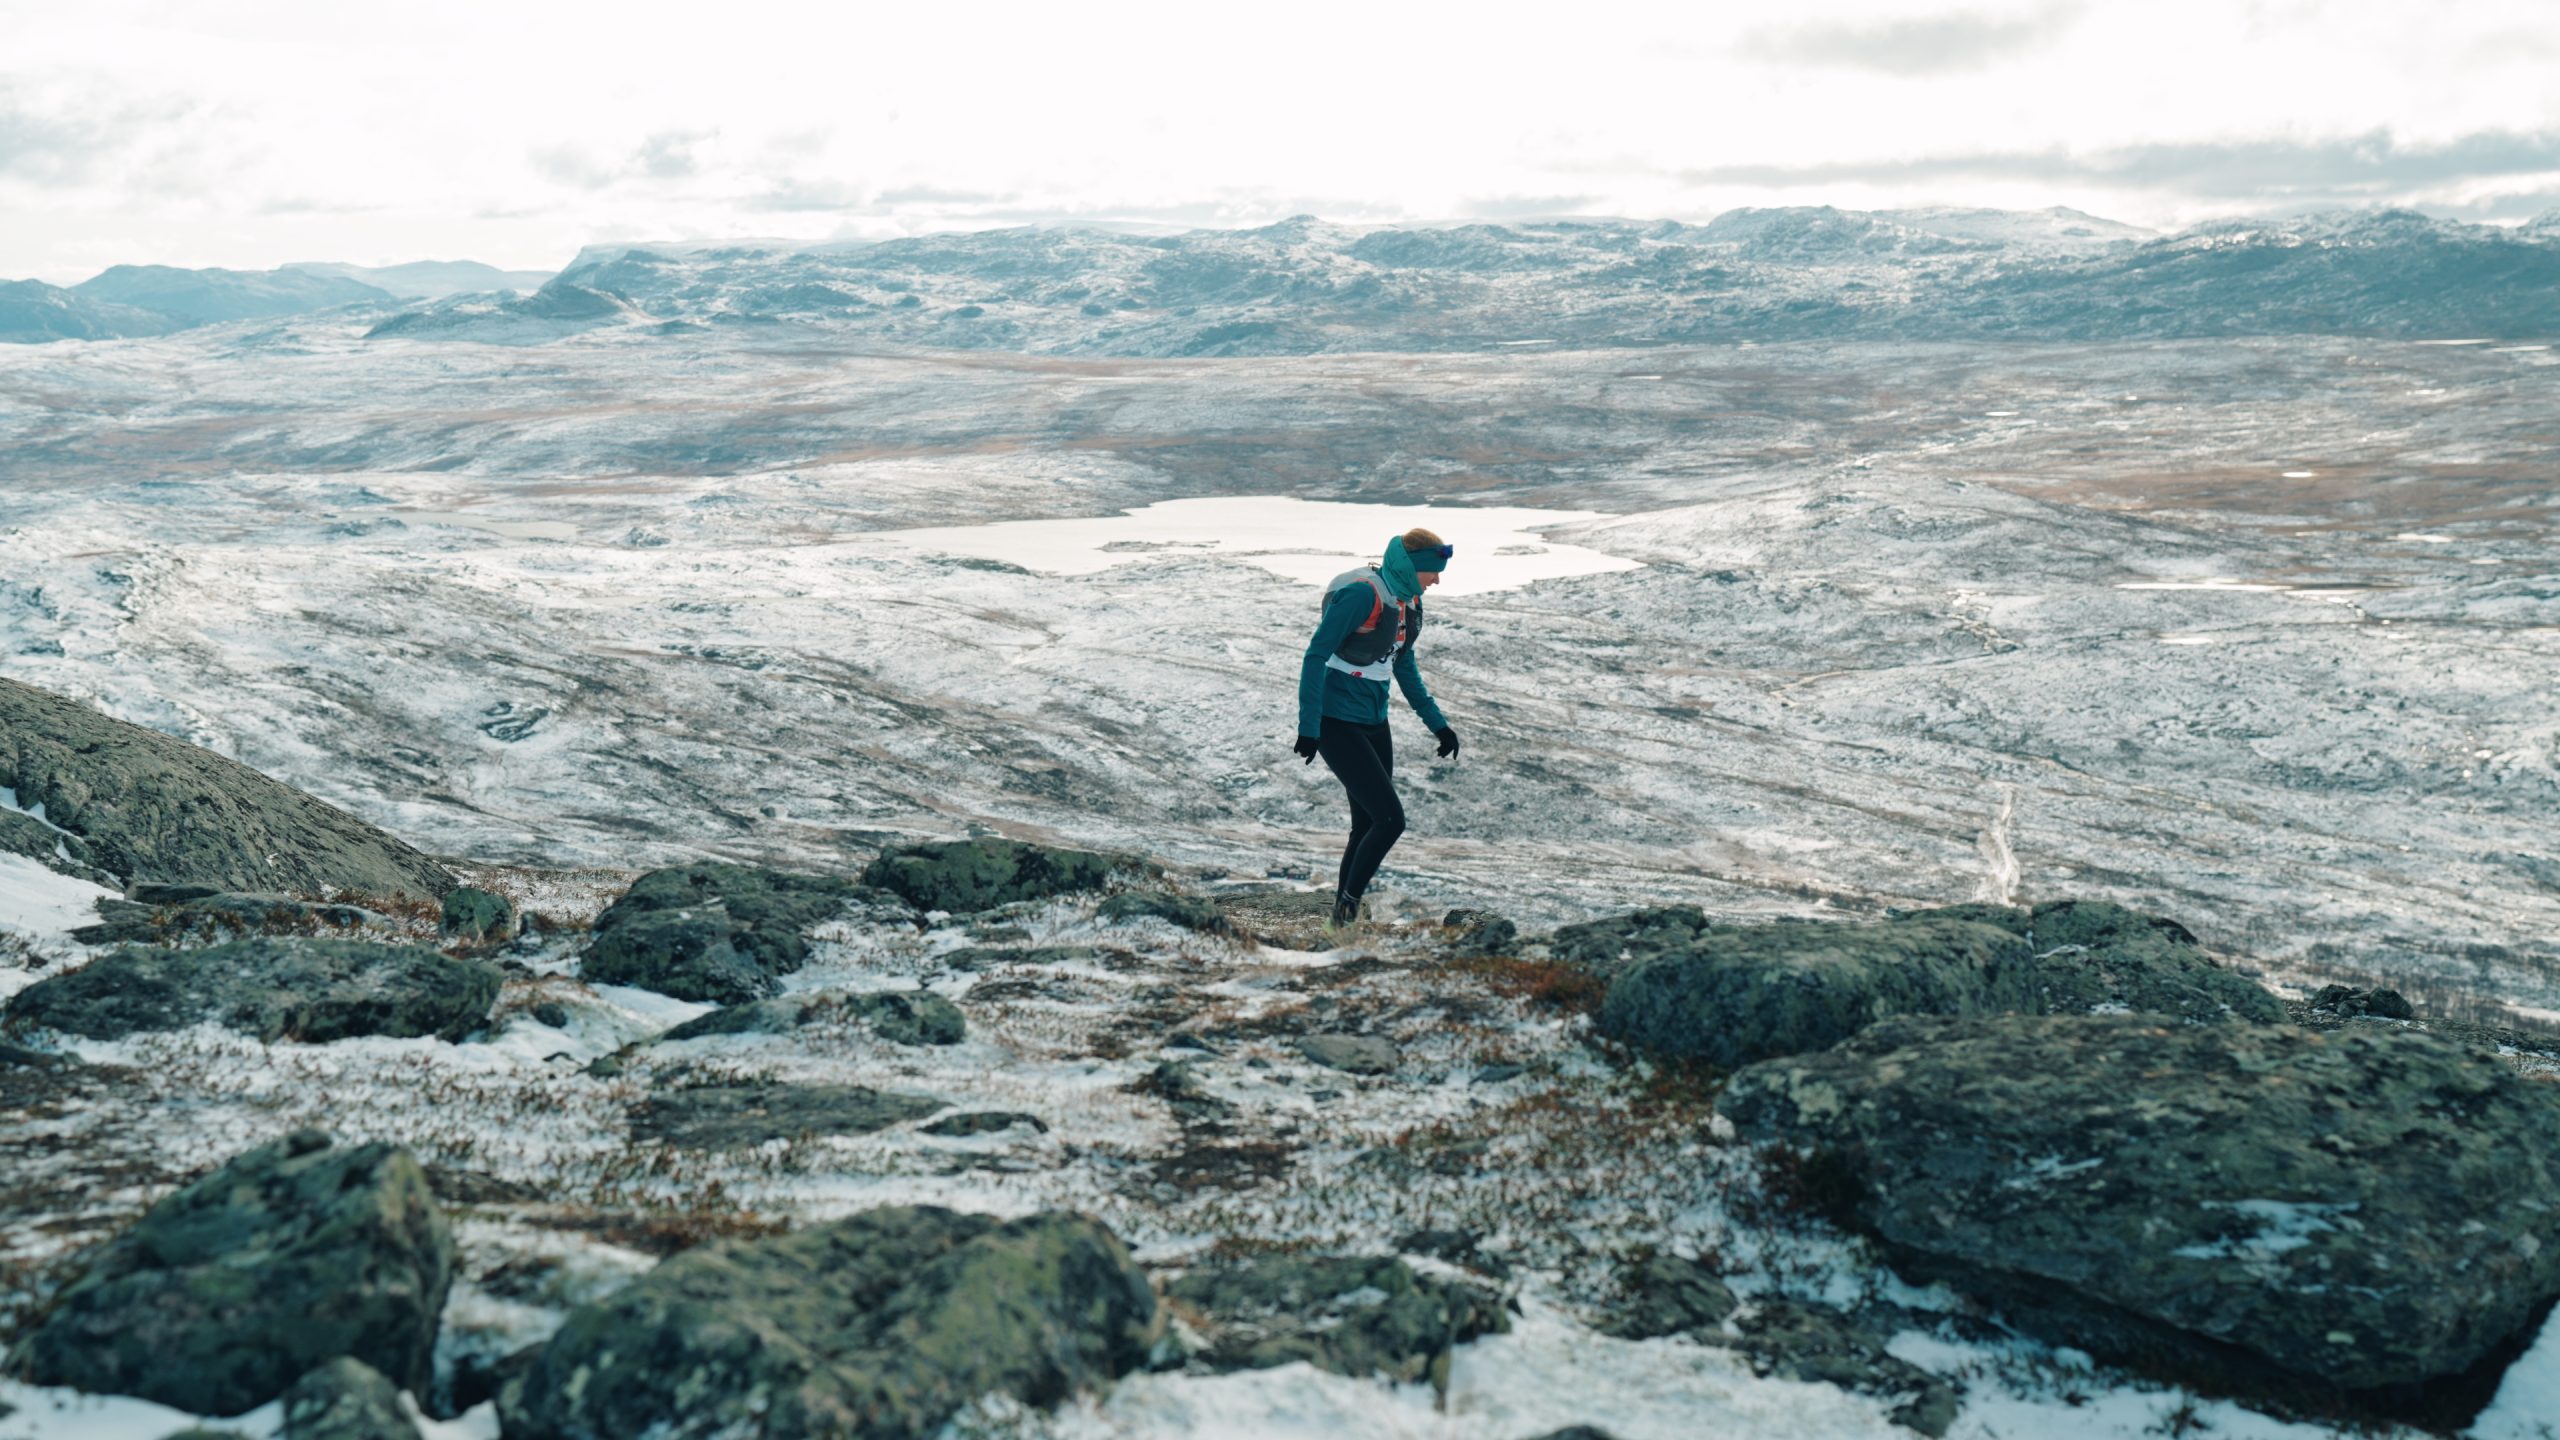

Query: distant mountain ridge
[0,260,548,344]
[368,206,2559,352]
[7,206,2555,348]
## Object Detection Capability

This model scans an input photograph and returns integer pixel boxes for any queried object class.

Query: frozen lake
[875,496,1644,596]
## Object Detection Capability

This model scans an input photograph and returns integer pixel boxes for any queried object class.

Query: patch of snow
[2470,1300,2560,1438]
[0,1383,280,1440]
[0,852,115,978]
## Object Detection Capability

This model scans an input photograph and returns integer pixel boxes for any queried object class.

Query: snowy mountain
[0,278,185,344]
[70,264,397,327]
[344,206,2559,352]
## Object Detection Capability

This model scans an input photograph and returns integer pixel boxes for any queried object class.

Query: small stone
[921,1111,1049,1137]
[279,1356,420,1440]
[1299,1033,1398,1075]
[438,887,514,943]
[1472,1062,1526,1085]
[528,1001,570,1028]
[633,1082,945,1151]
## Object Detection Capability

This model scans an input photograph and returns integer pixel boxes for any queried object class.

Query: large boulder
[13,1130,454,1415]
[5,937,500,1043]
[0,677,453,899]
[1721,1014,2560,1398]
[860,838,1121,914]
[657,989,966,1047]
[582,862,870,1003]
[1906,898,2285,1023]
[1599,905,2279,1070]
[1597,917,2027,1070]
[499,1205,1157,1440]
[1166,1254,1507,1391]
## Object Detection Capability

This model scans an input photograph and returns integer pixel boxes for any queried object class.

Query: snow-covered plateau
[0,284,2555,1440]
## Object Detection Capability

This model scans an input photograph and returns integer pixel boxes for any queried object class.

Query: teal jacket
[1298,583,1448,736]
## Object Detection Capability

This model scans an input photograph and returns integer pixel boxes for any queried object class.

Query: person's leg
[1319,721,1404,906]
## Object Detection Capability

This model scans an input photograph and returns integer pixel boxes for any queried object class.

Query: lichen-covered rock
[438,887,514,943]
[861,838,1121,914]
[0,676,454,898]
[4,937,500,1043]
[1597,917,2026,1069]
[1097,890,1233,935]
[658,989,965,1047]
[633,1080,946,1150]
[279,1357,420,1440]
[1547,905,1708,981]
[13,1130,453,1416]
[582,862,869,1003]
[2309,983,2415,1020]
[1907,898,2284,1024]
[1168,1254,1508,1391]
[69,891,386,947]
[1440,908,1519,958]
[1600,903,2282,1070]
[498,1206,1156,1440]
[1600,1253,1739,1340]
[1723,1300,1960,1438]
[1721,1013,2560,1396]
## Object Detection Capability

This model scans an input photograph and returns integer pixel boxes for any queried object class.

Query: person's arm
[1392,644,1447,732]
[1298,586,1370,737]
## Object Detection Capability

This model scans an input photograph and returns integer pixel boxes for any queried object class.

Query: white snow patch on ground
[876,496,1642,596]
[2470,1302,2560,1439]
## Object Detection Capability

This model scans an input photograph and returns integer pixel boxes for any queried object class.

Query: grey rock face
[658,989,966,1047]
[14,1130,454,1416]
[861,838,1122,914]
[499,1205,1156,1440]
[438,887,514,943]
[0,807,118,886]
[1167,1254,1508,1390]
[5,937,500,1043]
[279,1357,420,1440]
[1600,904,2280,1070]
[0,677,453,899]
[633,1081,946,1150]
[920,1110,1047,1136]
[1298,1033,1399,1075]
[582,862,869,1003]
[1721,1014,2560,1394]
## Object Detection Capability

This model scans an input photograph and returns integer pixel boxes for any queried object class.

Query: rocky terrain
[0,205,2554,1437]
[2,682,2558,1439]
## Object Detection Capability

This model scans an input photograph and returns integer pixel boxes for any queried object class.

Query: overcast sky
[4,0,2557,282]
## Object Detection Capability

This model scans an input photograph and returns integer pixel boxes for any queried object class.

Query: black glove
[1294,734,1321,764]
[1434,727,1460,760]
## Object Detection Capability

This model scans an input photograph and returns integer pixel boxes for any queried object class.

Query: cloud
[1457,193,1602,220]
[633,129,711,179]
[1680,128,2560,200]
[0,89,201,184]
[1738,4,2081,76]
[530,130,719,189]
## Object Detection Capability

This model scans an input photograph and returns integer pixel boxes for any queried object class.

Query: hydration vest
[1321,565,1423,674]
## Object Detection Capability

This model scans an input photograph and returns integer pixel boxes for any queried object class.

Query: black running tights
[1317,719,1404,902]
